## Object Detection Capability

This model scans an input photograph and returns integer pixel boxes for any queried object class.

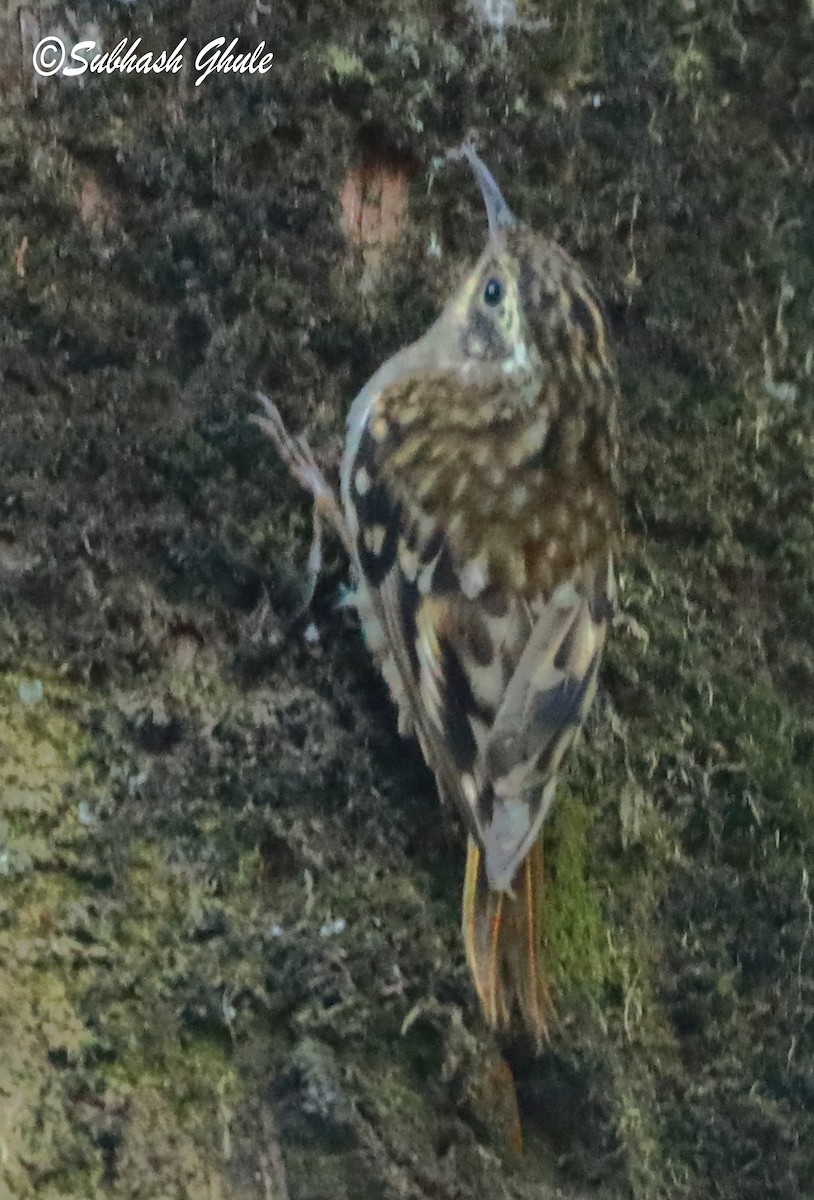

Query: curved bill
[448,143,516,237]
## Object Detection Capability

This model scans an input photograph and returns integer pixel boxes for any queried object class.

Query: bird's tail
[462,834,552,1045]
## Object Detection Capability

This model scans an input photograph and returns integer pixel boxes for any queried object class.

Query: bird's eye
[483,277,503,307]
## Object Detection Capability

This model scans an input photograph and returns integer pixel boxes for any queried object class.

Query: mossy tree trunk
[1,2,813,1198]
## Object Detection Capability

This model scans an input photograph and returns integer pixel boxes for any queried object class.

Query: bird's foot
[251,394,354,616]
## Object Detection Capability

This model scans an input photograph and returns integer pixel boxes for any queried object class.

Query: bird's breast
[361,374,619,601]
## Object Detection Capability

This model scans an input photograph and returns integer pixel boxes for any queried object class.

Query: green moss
[545,791,608,991]
[322,45,375,83]
[670,44,712,106]
[0,676,99,1197]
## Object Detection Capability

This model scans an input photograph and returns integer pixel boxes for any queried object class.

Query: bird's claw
[251,394,355,622]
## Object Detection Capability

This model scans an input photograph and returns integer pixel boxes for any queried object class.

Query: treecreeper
[254,146,622,1044]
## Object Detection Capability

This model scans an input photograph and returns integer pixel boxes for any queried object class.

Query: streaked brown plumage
[254,146,621,1044]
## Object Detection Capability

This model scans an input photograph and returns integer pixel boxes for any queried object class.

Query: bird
[253,145,621,1044]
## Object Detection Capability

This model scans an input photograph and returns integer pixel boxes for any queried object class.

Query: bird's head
[438,146,616,407]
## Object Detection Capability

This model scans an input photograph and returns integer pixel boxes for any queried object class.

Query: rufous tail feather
[462,835,552,1044]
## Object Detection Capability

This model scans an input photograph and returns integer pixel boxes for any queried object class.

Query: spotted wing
[344,400,615,891]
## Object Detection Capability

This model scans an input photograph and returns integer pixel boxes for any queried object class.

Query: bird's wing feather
[345,399,615,890]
